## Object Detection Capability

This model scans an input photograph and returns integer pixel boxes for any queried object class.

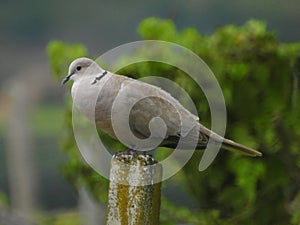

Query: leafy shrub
[47,18,300,225]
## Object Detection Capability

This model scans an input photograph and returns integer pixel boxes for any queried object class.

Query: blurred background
[0,0,300,224]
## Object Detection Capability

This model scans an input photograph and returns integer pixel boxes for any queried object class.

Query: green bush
[47,18,300,225]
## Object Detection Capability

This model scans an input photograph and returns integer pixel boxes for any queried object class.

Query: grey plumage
[63,57,262,157]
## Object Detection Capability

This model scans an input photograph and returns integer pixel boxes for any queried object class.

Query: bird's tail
[199,126,262,157]
[220,137,262,157]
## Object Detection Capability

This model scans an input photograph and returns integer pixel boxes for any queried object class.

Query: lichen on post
[106,151,162,225]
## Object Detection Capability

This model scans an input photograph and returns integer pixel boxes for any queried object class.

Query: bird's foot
[114,149,155,165]
[116,149,140,156]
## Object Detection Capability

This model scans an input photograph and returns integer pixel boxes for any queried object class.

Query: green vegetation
[47,18,300,224]
[37,211,81,225]
[31,105,65,137]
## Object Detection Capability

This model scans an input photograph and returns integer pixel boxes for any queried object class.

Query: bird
[62,57,262,157]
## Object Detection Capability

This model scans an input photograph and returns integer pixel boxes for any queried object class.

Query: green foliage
[38,211,81,225]
[47,41,88,79]
[0,191,9,206]
[160,196,225,225]
[47,18,300,224]
[32,105,64,137]
[47,41,110,203]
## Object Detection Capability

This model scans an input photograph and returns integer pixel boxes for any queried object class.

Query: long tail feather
[199,126,262,157]
[221,138,262,157]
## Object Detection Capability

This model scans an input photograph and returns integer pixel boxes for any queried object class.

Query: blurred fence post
[5,81,36,223]
[0,206,35,225]
[106,152,162,225]
[79,186,106,225]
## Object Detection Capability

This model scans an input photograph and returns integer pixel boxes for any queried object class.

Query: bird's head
[62,58,101,85]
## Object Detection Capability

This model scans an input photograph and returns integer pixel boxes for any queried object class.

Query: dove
[62,57,262,157]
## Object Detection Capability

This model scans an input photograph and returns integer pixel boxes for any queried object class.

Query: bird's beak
[61,73,73,85]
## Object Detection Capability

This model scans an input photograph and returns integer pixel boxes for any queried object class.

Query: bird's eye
[76,66,82,71]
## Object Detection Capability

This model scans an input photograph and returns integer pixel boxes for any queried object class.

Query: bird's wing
[93,74,206,150]
[116,77,201,146]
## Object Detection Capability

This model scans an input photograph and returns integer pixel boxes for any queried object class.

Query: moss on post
[106,151,162,225]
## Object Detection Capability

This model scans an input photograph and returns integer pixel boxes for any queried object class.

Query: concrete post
[106,152,162,225]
